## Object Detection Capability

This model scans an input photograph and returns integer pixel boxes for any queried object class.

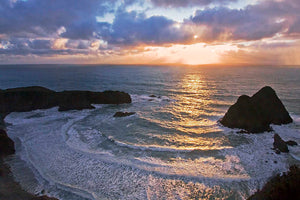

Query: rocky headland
[0,86,132,200]
[0,86,131,114]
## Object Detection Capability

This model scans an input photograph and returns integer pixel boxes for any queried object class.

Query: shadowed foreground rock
[220,86,293,133]
[0,115,5,129]
[0,86,131,114]
[0,129,15,157]
[248,165,300,200]
[0,159,59,200]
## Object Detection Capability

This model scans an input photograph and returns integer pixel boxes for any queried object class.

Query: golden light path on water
[128,71,249,181]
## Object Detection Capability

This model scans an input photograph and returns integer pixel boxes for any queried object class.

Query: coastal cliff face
[0,129,15,157]
[0,86,132,113]
[220,86,293,133]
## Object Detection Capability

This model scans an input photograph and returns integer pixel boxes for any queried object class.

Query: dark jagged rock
[273,134,289,153]
[57,91,95,111]
[285,140,298,146]
[220,86,293,133]
[0,129,15,157]
[0,86,131,113]
[248,165,300,200]
[113,112,135,117]
[251,86,293,125]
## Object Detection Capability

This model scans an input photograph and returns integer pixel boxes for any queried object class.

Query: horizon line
[1,63,300,67]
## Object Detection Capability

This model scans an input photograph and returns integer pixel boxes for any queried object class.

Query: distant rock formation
[220,86,293,133]
[0,86,132,113]
[248,165,300,200]
[273,134,289,153]
[0,129,15,157]
[113,111,135,117]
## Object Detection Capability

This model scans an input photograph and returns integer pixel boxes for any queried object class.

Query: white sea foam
[291,114,300,124]
[4,107,300,200]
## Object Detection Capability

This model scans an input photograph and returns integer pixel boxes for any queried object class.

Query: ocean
[1,65,300,200]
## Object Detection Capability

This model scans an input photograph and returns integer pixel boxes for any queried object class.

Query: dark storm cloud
[101,10,192,45]
[61,21,98,40]
[149,0,237,7]
[0,0,115,38]
[190,0,300,41]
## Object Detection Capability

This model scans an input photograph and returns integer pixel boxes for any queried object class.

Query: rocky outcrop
[220,86,293,133]
[0,86,132,113]
[113,112,135,117]
[273,134,289,153]
[0,129,15,157]
[248,165,300,200]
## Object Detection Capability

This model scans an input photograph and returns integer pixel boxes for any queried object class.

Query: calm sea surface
[1,65,300,200]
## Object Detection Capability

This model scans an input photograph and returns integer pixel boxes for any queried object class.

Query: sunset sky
[0,0,300,65]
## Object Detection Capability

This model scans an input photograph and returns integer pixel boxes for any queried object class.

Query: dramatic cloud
[0,0,300,64]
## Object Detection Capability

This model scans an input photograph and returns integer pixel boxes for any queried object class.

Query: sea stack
[220,86,293,133]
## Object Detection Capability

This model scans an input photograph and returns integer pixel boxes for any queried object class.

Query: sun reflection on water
[165,73,224,147]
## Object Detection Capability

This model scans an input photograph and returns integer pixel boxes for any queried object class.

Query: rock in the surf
[273,134,289,153]
[220,86,293,133]
[285,140,298,146]
[113,112,135,117]
[0,129,15,157]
